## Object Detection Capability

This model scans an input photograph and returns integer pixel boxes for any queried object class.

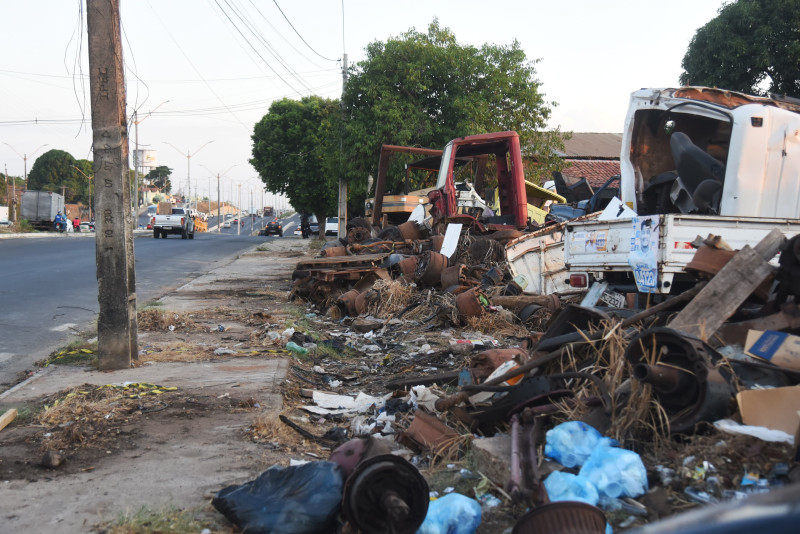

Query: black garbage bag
[212,461,344,534]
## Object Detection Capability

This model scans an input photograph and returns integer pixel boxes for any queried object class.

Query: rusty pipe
[433,391,469,412]
[632,363,696,395]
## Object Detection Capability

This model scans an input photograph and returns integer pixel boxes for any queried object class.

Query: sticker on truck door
[628,216,659,293]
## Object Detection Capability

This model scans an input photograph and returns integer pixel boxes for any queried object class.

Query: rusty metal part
[354,290,369,316]
[455,287,486,318]
[397,410,460,452]
[440,263,467,288]
[397,256,419,278]
[481,266,504,287]
[487,229,524,244]
[430,235,444,253]
[321,246,348,257]
[342,454,429,534]
[398,221,423,241]
[415,251,448,285]
[512,501,606,534]
[509,412,548,505]
[347,226,372,244]
[337,289,362,316]
[624,327,732,434]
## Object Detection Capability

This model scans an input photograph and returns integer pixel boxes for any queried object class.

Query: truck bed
[564,214,800,293]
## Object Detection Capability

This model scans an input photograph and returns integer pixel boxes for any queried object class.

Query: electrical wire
[269,0,338,62]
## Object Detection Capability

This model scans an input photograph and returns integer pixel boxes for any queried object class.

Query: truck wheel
[153,229,159,239]
[181,230,188,239]
[161,231,168,239]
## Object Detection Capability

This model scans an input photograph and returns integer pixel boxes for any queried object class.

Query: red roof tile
[562,159,621,189]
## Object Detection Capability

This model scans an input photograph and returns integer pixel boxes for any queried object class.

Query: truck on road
[20,191,65,231]
[151,206,195,239]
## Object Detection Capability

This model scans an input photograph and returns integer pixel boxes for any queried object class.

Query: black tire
[188,231,194,240]
[153,230,159,239]
[181,230,188,239]
[278,230,283,237]
[161,231,168,239]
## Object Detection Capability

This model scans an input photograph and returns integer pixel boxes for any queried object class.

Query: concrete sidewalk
[0,238,308,532]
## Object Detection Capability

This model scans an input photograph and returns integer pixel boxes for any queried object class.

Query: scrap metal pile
[280,222,800,533]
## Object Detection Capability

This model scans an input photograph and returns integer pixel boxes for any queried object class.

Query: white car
[222,221,231,228]
[325,217,338,236]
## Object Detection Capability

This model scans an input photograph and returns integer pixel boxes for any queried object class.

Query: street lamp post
[2,142,49,187]
[164,140,214,211]
[200,164,238,232]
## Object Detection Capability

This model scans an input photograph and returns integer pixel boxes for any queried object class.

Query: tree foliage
[27,149,94,205]
[145,165,173,193]
[680,0,800,96]
[342,20,565,209]
[250,96,340,222]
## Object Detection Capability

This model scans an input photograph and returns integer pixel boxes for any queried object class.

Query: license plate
[599,289,626,308]
[162,226,172,230]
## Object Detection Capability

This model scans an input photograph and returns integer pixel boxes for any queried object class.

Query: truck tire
[181,230,188,239]
[153,229,159,239]
[161,231,168,239]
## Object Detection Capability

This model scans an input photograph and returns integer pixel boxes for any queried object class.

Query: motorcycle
[54,221,67,233]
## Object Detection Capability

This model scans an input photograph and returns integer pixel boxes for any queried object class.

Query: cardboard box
[736,385,800,444]
[745,330,800,371]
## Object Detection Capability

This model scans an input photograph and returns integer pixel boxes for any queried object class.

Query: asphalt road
[0,229,278,389]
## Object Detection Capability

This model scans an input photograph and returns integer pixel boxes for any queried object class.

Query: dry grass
[135,342,214,364]
[366,279,415,318]
[465,311,528,337]
[137,309,197,332]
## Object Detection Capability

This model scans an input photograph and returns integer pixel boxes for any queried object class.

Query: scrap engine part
[624,327,732,434]
[342,454,429,534]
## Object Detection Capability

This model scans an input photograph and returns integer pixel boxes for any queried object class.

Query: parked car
[259,218,283,237]
[325,217,338,236]
[80,221,94,232]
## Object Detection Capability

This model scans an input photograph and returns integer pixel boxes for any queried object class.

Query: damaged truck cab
[428,131,563,231]
[564,87,800,296]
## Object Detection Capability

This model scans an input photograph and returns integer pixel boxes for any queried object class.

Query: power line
[269,0,338,62]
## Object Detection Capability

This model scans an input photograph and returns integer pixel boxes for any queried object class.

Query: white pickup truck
[563,87,800,296]
[152,207,195,239]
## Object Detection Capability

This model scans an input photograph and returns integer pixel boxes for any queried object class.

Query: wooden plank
[669,245,773,339]
[0,408,18,432]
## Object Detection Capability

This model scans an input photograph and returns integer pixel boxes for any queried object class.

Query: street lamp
[200,164,238,232]
[164,140,214,210]
[71,165,94,221]
[2,142,49,187]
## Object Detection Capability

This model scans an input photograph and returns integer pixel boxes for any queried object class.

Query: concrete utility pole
[87,0,137,370]
[337,53,348,238]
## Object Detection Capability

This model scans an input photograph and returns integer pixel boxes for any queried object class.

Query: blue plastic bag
[543,470,599,506]
[416,493,482,534]
[579,445,648,499]
[212,461,344,534]
[544,421,618,468]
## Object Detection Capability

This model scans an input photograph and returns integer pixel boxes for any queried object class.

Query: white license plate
[162,226,172,230]
[599,289,626,308]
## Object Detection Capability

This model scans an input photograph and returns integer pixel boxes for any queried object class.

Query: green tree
[27,149,93,205]
[680,0,800,96]
[145,165,173,193]
[250,96,340,226]
[342,20,565,211]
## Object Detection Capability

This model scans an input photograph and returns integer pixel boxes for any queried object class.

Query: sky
[0,0,728,206]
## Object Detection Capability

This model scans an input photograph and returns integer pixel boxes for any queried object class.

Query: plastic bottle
[286,341,308,355]
[416,493,481,534]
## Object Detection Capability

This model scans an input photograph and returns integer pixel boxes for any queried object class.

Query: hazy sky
[1,0,727,202]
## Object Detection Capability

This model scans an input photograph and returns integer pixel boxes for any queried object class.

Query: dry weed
[367,279,414,318]
[137,309,197,332]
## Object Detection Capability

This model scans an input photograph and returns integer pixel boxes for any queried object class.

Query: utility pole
[87,0,137,370]
[337,53,348,238]
[217,174,221,232]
